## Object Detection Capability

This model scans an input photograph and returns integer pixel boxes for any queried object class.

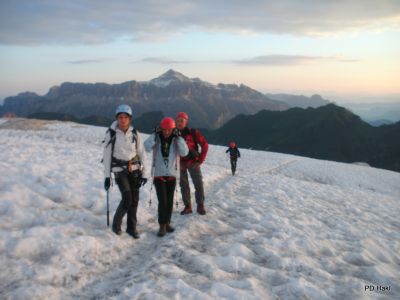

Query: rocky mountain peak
[149,69,192,87]
[0,70,289,128]
[17,92,39,98]
[311,94,323,100]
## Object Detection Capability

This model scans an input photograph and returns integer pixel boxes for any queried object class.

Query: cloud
[66,59,109,64]
[0,0,399,45]
[234,55,360,66]
[141,57,190,64]
[138,54,360,66]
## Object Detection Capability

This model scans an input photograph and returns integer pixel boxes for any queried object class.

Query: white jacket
[102,121,147,178]
[144,133,188,178]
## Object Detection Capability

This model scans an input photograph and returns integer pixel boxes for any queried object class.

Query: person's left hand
[104,177,111,190]
[139,177,148,186]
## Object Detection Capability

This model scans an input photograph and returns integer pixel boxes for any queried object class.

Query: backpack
[189,128,199,152]
[106,127,138,155]
[101,127,138,164]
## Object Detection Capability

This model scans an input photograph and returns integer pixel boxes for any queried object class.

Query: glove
[186,149,200,160]
[139,177,148,186]
[104,177,111,191]
[154,126,162,134]
[172,128,180,137]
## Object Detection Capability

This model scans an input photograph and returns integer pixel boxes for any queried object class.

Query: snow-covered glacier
[0,118,399,299]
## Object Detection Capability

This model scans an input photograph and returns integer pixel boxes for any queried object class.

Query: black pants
[113,171,140,232]
[230,157,237,175]
[154,178,176,225]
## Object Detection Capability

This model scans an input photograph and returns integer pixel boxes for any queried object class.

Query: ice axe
[106,189,110,227]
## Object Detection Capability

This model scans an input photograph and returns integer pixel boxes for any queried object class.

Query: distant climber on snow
[226,142,240,175]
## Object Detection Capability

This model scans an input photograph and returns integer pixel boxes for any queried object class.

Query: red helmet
[160,117,176,129]
[230,142,236,148]
[176,112,188,120]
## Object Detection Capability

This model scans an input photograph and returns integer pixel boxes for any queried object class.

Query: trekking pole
[149,183,153,207]
[175,185,179,209]
[175,153,180,209]
[106,189,110,227]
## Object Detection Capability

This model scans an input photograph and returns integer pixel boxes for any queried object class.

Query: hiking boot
[180,205,192,215]
[197,203,206,215]
[112,226,122,236]
[126,229,140,239]
[166,223,175,233]
[158,224,166,237]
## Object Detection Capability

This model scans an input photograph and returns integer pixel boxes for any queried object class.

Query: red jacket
[180,127,208,164]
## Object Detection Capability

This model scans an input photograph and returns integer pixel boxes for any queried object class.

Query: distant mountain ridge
[0,69,288,129]
[265,93,331,108]
[206,104,400,172]
[343,102,400,125]
[27,111,164,133]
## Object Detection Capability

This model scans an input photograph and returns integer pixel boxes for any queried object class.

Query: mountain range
[205,104,400,172]
[0,70,289,129]
[26,111,163,133]
[265,93,331,108]
[343,102,400,125]
[3,70,397,172]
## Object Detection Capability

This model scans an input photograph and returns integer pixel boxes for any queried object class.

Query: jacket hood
[110,121,118,130]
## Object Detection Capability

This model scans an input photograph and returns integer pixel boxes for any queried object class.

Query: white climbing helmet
[115,104,132,117]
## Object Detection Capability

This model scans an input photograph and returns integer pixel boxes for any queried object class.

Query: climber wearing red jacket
[175,112,209,215]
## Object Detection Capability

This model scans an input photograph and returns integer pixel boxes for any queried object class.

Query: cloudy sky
[0,0,399,102]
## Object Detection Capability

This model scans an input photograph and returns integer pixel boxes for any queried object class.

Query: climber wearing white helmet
[102,104,148,239]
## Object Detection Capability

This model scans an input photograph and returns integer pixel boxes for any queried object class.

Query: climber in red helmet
[175,112,209,215]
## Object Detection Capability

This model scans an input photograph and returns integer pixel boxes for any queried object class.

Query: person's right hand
[154,126,162,134]
[104,177,111,191]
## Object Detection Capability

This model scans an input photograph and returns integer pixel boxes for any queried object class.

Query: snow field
[0,119,399,299]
